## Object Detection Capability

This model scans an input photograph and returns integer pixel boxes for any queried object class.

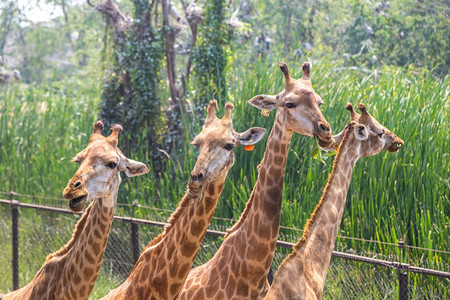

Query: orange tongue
[244,145,254,151]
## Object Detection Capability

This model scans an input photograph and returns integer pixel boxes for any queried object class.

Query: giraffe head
[63,120,149,212]
[190,100,266,187]
[324,103,404,157]
[248,61,332,147]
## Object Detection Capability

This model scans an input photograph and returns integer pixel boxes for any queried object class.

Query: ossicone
[279,61,292,82]
[346,103,359,121]
[92,120,104,134]
[302,62,311,80]
[107,123,123,145]
[110,124,123,133]
[205,100,218,125]
[222,102,234,123]
[358,103,367,113]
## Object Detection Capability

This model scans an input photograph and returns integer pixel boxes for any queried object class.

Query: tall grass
[0,57,448,270]
[0,81,99,197]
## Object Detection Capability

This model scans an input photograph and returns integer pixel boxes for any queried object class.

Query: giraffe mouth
[386,143,403,152]
[69,195,87,211]
[316,136,333,148]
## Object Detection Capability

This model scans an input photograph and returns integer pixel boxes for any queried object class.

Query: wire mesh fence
[0,197,449,299]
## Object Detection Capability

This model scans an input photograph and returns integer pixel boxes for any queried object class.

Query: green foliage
[0,1,18,56]
[192,0,229,106]
[247,0,319,55]
[321,0,449,76]
[0,1,105,84]
[0,81,99,196]
[233,0,448,76]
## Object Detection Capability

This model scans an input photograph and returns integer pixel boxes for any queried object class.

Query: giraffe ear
[354,124,368,141]
[238,127,267,145]
[117,150,150,177]
[248,94,278,111]
[122,159,149,177]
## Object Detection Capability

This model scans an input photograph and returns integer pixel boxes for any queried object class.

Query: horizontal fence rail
[0,197,449,299]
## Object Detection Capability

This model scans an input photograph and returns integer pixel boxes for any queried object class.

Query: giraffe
[101,100,267,300]
[2,120,149,300]
[178,61,333,299]
[264,103,404,300]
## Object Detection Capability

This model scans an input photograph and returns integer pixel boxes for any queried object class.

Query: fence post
[10,191,19,290]
[131,200,140,264]
[397,240,408,300]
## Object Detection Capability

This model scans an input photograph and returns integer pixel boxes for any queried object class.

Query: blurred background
[0,0,448,298]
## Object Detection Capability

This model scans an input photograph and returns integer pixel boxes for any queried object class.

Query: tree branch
[180,0,201,81]
[88,0,128,38]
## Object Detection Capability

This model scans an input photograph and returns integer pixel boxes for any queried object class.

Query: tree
[90,0,166,173]
[192,0,229,106]
[0,2,18,58]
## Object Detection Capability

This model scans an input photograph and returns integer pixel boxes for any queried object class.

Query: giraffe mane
[144,232,165,249]
[291,123,353,254]
[142,186,196,250]
[45,201,94,261]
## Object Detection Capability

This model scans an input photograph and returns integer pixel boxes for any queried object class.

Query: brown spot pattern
[83,267,93,280]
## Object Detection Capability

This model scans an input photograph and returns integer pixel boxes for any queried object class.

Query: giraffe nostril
[318,123,330,133]
[73,181,82,188]
[190,172,204,182]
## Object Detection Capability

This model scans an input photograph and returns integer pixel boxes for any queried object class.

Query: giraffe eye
[224,143,235,151]
[72,156,82,164]
[378,130,385,137]
[284,102,296,109]
[106,162,117,169]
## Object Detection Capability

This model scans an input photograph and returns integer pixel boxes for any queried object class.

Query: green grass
[0,57,448,297]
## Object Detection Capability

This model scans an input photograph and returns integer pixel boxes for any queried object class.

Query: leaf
[311,146,319,160]
[326,150,338,158]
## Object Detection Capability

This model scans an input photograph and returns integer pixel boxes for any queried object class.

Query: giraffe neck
[56,192,117,298]
[4,190,118,300]
[266,128,359,300]
[221,109,293,287]
[103,173,228,300]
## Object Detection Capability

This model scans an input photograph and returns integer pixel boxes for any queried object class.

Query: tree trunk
[283,7,292,57]
[308,6,316,45]
[0,2,16,57]
[161,0,184,154]
[60,0,72,45]
[88,0,127,42]
[180,0,199,81]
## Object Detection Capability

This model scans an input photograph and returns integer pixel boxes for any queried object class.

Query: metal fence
[0,195,449,299]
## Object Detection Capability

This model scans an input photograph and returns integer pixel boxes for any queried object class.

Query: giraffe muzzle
[190,170,206,182]
[315,135,333,148]
[68,195,88,212]
[386,137,404,153]
[315,122,333,147]
[63,184,88,212]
